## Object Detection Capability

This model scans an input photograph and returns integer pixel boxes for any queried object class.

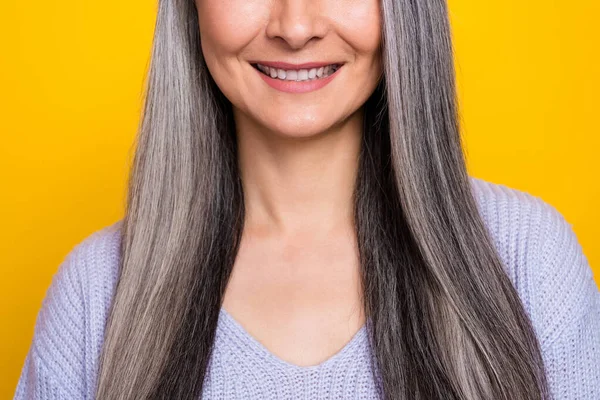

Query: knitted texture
[13,177,600,399]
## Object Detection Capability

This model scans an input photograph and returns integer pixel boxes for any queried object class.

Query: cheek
[330,0,382,56]
[197,0,268,58]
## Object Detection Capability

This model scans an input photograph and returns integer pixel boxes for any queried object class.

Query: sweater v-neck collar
[217,307,370,372]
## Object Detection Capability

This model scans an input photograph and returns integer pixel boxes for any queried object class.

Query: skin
[195,0,383,367]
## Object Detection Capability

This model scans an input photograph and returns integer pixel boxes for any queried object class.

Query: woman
[14,0,600,399]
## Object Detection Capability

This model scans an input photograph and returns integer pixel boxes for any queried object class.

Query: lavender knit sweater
[13,177,600,399]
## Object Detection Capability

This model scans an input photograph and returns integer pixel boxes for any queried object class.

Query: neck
[234,108,363,237]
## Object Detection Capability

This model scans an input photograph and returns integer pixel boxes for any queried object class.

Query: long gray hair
[95,0,550,398]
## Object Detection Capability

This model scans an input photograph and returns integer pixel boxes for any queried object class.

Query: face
[195,0,383,138]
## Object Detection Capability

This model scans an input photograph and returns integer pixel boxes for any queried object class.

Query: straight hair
[95,0,550,398]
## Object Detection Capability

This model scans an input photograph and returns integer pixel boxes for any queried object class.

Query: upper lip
[251,61,343,70]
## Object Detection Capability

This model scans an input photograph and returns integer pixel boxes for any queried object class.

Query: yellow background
[1,0,598,396]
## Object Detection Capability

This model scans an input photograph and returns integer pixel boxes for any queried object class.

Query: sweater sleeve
[13,244,88,399]
[533,202,600,399]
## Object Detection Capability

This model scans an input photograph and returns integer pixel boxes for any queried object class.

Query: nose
[266,0,328,50]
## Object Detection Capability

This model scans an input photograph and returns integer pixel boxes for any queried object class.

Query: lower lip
[255,65,342,93]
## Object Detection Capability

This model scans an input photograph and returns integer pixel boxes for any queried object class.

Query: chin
[264,118,336,139]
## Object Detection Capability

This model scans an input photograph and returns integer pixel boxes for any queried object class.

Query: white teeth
[255,63,339,81]
[285,70,297,81]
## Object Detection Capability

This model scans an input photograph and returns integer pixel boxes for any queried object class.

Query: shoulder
[67,219,123,304]
[14,220,123,399]
[468,175,554,291]
[468,175,560,295]
[49,220,123,333]
[468,176,599,350]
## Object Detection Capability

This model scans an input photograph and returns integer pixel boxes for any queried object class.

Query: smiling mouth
[251,63,342,82]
